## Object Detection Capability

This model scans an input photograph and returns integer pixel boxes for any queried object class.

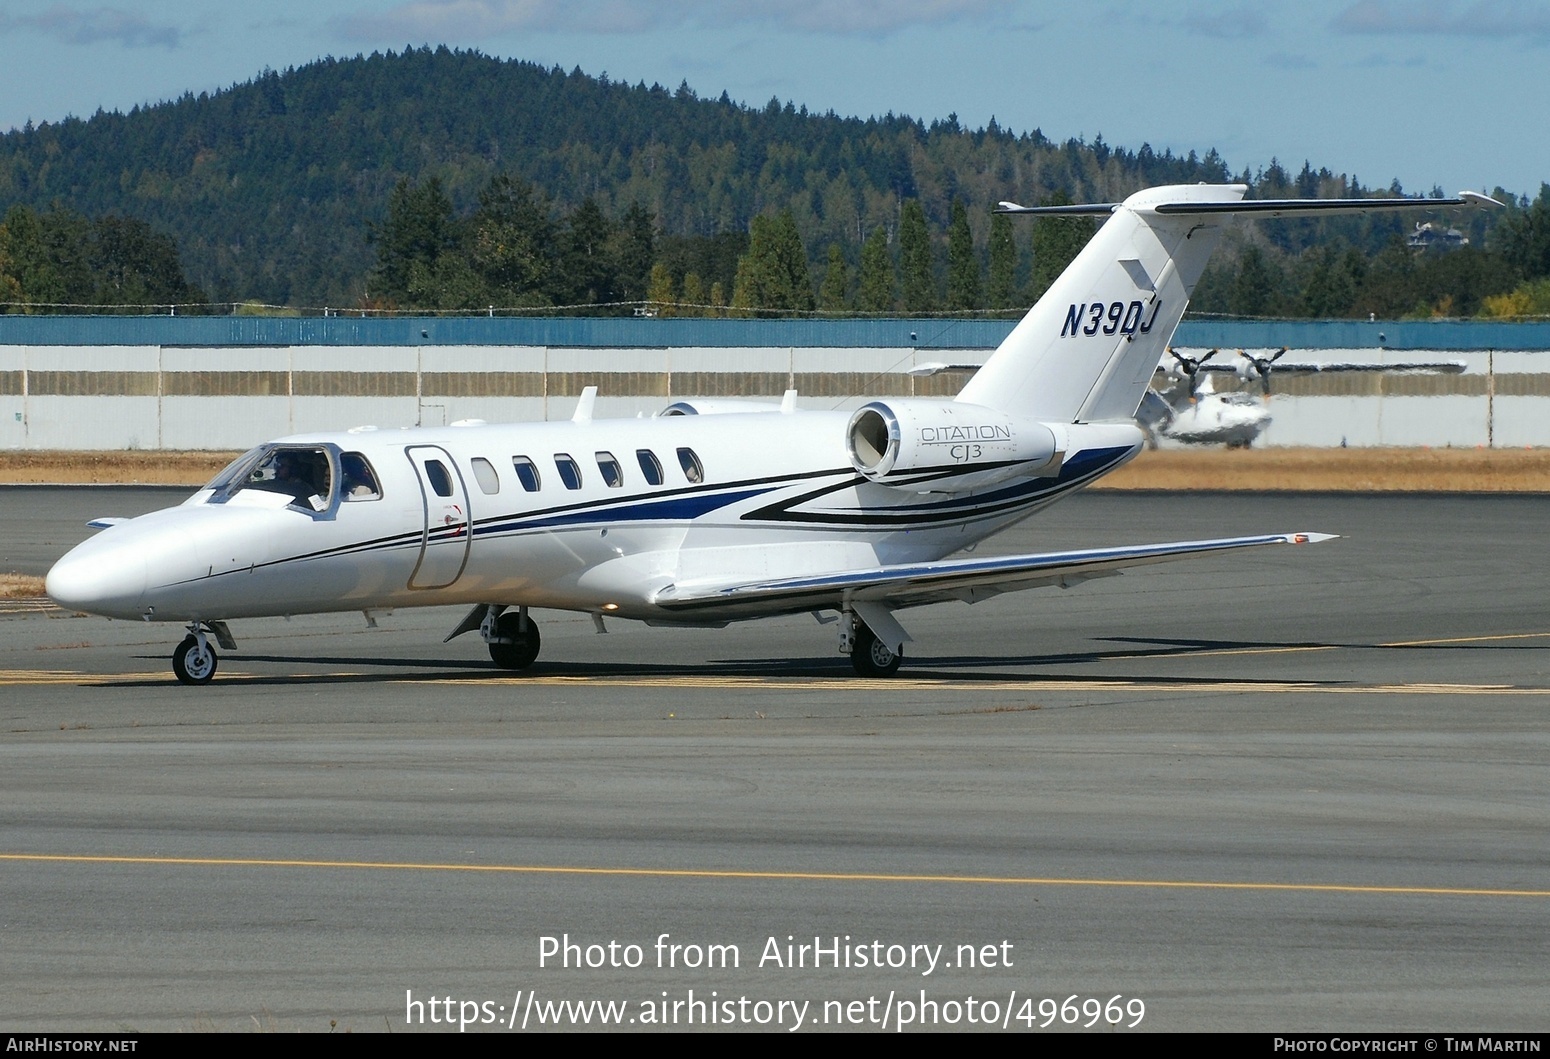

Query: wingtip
[1288,532,1339,544]
[1459,190,1506,209]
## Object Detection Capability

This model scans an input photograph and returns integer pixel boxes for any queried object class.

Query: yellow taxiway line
[2,668,1549,695]
[1,851,1545,899]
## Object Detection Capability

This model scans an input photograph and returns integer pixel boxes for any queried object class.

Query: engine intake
[846,400,1063,491]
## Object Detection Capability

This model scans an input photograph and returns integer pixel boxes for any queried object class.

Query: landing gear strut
[172,628,218,685]
[487,608,541,670]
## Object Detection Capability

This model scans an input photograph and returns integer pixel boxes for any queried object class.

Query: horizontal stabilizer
[997,192,1503,218]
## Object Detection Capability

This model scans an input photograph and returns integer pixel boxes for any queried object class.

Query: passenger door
[406,445,471,590]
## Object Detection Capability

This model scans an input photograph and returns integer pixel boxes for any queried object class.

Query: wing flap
[655,532,1336,616]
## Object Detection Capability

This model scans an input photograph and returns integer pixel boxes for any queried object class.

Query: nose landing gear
[170,621,236,685]
[173,630,217,685]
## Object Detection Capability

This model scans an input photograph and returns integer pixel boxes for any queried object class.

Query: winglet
[1459,190,1506,208]
[572,385,598,423]
[86,517,128,530]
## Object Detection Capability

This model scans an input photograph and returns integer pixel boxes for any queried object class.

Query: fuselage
[46,409,1144,626]
[1163,393,1271,447]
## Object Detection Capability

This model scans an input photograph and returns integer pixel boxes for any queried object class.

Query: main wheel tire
[850,625,902,677]
[172,635,218,685]
[489,613,541,670]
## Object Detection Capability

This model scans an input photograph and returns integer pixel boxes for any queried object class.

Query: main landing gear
[171,621,235,685]
[838,609,904,677]
[444,604,543,670]
[850,624,902,677]
[488,609,541,670]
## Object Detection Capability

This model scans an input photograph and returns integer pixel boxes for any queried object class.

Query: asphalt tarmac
[2,487,1547,1033]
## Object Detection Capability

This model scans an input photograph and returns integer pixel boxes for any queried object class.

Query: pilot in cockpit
[256,449,331,508]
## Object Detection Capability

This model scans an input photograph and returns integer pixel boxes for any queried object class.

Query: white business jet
[47,184,1495,683]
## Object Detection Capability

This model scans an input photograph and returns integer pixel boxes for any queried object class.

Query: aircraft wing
[654,532,1335,617]
[1195,360,1466,375]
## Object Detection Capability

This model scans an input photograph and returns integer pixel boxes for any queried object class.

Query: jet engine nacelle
[659,399,784,417]
[846,400,1063,491]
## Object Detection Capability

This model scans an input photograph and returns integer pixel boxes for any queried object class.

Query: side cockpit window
[247,448,334,511]
[208,445,339,514]
[340,452,381,501]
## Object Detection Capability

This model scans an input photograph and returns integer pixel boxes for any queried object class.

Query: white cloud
[332,0,1013,42]
[0,5,182,48]
[1334,0,1550,39]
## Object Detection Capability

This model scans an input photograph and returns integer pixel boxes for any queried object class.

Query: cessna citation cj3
[47,183,1498,684]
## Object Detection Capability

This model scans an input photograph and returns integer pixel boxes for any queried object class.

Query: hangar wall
[1,317,1547,450]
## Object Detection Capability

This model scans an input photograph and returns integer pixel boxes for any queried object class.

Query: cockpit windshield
[205,445,337,513]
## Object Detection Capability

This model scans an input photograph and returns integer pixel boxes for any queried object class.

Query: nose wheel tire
[850,625,902,677]
[489,613,541,670]
[172,635,218,685]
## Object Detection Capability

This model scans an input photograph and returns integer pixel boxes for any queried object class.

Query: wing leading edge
[653,532,1337,617]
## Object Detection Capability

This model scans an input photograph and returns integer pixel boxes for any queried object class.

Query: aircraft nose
[46,539,150,618]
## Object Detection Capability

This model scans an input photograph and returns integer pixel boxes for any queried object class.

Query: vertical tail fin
[958,184,1246,423]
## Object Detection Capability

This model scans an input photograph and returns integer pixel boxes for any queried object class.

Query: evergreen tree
[771,211,815,311]
[946,199,980,311]
[613,201,656,302]
[986,210,1017,310]
[371,177,459,305]
[552,198,620,308]
[1300,244,1358,318]
[899,200,935,312]
[819,243,848,311]
[0,203,203,311]
[1496,185,1550,281]
[1350,235,1417,318]
[731,211,813,314]
[1027,192,1095,302]
[1229,244,1281,317]
[92,214,204,307]
[467,173,553,306]
[857,226,895,313]
[646,261,676,315]
[681,271,708,316]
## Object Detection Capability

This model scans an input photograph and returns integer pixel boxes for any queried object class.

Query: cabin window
[424,459,454,498]
[340,452,381,501]
[511,456,541,491]
[555,454,583,490]
[637,449,664,486]
[677,447,704,484]
[596,451,624,488]
[470,457,500,495]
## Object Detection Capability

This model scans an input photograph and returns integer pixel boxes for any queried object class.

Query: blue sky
[1,0,1545,198]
